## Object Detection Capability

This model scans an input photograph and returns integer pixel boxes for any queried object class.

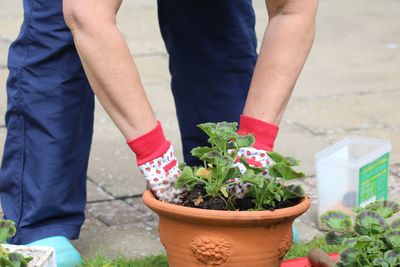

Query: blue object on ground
[28,236,82,267]
[292,224,299,243]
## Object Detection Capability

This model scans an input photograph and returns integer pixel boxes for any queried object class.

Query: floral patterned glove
[229,115,279,198]
[127,122,183,203]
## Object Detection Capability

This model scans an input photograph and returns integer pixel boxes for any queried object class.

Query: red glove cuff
[237,115,279,151]
[127,122,171,166]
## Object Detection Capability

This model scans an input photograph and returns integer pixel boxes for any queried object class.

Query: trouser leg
[157,0,257,164]
[0,0,94,244]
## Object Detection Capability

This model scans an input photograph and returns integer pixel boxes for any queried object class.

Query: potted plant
[143,122,311,267]
[319,200,400,266]
[0,219,55,267]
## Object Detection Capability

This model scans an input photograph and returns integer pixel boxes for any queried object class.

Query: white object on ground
[2,244,56,267]
[315,136,392,229]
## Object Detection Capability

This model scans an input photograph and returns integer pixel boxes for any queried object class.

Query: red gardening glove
[229,115,279,198]
[127,122,183,203]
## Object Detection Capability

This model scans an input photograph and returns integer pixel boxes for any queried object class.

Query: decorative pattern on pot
[190,235,231,265]
[278,232,293,259]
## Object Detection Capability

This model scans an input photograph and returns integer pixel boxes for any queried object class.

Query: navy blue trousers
[0,0,257,244]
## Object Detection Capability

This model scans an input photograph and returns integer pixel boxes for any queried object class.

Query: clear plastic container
[315,136,392,229]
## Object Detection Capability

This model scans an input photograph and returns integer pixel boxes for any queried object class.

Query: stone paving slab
[292,0,400,99]
[286,91,400,135]
[135,55,170,85]
[76,198,163,258]
[74,222,164,259]
[87,179,113,203]
[86,200,154,227]
[0,43,10,70]
[0,69,8,117]
[275,122,331,176]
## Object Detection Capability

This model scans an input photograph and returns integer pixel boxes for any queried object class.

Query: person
[0,0,318,266]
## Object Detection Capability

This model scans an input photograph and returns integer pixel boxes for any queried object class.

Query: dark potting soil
[235,197,255,211]
[180,184,228,210]
[180,184,303,211]
[264,197,303,211]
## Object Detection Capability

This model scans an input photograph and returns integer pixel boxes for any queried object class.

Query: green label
[358,153,389,207]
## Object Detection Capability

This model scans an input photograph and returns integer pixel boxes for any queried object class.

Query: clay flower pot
[143,190,311,267]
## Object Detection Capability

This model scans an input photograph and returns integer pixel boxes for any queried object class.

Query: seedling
[320,200,400,267]
[176,122,306,211]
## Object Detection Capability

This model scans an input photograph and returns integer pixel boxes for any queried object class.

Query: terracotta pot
[143,190,311,267]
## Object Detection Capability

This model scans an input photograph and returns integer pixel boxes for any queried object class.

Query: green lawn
[83,237,343,267]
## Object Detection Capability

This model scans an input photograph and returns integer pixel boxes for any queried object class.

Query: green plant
[176,122,306,210]
[240,152,305,210]
[0,220,32,267]
[320,200,400,267]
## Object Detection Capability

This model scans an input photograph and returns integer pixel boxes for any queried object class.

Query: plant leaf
[267,152,289,165]
[325,231,346,245]
[320,211,352,232]
[0,220,16,243]
[372,258,388,267]
[269,163,305,180]
[175,166,198,188]
[203,151,231,167]
[383,249,400,265]
[391,219,400,230]
[364,200,400,218]
[267,152,301,167]
[339,247,361,265]
[198,122,237,140]
[9,253,32,267]
[191,147,213,160]
[234,134,255,148]
[342,237,358,248]
[385,230,400,248]
[220,186,229,198]
[283,184,305,201]
[355,211,388,235]
[240,170,265,188]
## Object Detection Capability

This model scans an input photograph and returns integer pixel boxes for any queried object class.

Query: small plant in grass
[320,200,400,267]
[175,122,306,211]
[0,219,32,267]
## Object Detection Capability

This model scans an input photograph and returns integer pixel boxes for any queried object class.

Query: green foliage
[175,122,306,210]
[320,200,400,266]
[320,211,353,233]
[0,219,33,267]
[267,152,305,180]
[284,236,344,260]
[82,255,169,267]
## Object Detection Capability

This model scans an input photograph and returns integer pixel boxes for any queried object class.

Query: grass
[284,236,344,259]
[82,255,168,267]
[82,237,344,267]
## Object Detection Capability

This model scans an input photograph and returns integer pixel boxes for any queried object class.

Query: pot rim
[143,190,311,224]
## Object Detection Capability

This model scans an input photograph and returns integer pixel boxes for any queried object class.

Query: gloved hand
[127,122,183,203]
[229,115,279,198]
